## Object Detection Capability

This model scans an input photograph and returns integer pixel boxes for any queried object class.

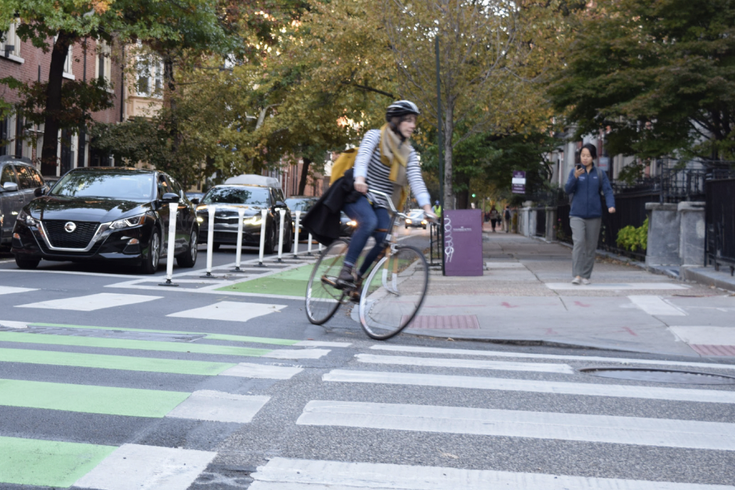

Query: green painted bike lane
[217,263,315,296]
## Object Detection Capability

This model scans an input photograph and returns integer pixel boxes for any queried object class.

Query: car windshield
[409,211,424,219]
[202,187,270,206]
[286,198,316,212]
[50,172,155,200]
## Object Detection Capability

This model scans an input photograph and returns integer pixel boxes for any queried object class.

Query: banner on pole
[512,171,526,194]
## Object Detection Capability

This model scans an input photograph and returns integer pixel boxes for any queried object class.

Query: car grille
[44,220,100,249]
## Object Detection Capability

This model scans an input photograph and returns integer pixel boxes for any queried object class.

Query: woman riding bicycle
[337,100,437,288]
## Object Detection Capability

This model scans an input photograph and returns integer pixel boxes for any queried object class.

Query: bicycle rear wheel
[305,239,349,325]
[359,245,429,340]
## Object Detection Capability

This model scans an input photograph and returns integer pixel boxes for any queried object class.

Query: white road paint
[16,293,161,311]
[0,320,28,329]
[166,390,270,423]
[294,340,352,348]
[0,286,37,295]
[629,295,687,316]
[323,369,735,404]
[370,344,735,371]
[297,400,735,450]
[74,444,216,490]
[262,349,331,360]
[547,282,688,290]
[167,301,286,322]
[355,354,574,374]
[485,262,525,269]
[220,363,303,379]
[249,458,735,490]
[670,326,735,346]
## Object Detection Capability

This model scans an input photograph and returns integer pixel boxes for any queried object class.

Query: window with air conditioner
[1,22,21,60]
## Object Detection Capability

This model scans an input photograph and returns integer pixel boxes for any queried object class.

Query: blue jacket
[565,166,615,219]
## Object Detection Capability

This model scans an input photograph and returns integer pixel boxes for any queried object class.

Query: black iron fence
[705,171,735,274]
[535,206,546,236]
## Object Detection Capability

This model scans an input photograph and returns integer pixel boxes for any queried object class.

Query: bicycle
[304,190,432,340]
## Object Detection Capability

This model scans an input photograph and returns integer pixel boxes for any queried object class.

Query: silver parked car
[0,156,46,250]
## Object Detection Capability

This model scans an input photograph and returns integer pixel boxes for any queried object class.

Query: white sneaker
[571,277,581,285]
[581,278,591,285]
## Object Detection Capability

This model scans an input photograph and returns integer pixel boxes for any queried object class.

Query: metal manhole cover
[580,367,735,385]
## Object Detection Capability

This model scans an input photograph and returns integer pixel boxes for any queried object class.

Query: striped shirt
[352,129,430,209]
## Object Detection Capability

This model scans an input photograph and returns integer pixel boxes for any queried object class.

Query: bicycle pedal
[321,275,338,288]
[348,289,361,303]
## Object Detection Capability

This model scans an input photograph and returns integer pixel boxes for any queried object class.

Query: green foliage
[616,218,649,252]
[549,0,735,160]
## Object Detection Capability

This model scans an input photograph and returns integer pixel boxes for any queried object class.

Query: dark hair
[580,143,598,160]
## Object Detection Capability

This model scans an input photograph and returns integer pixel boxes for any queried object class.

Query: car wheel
[177,228,198,268]
[283,224,293,253]
[405,225,408,229]
[15,255,40,270]
[140,228,161,274]
[264,225,276,254]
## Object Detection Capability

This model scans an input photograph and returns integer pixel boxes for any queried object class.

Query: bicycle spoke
[359,246,429,340]
[305,240,349,325]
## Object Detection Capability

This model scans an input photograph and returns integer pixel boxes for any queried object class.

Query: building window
[96,40,112,85]
[0,117,8,156]
[135,53,164,98]
[0,22,21,59]
[63,45,74,76]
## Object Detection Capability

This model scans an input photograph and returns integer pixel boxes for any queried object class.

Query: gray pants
[570,217,601,279]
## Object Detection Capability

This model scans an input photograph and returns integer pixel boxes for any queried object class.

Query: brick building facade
[0,23,124,177]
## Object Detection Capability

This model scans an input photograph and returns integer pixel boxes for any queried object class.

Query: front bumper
[198,223,263,245]
[11,219,155,263]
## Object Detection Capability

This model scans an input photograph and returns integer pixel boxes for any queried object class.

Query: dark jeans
[343,196,391,276]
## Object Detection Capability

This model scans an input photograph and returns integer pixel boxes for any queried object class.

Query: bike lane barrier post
[277,208,285,263]
[257,209,267,267]
[159,202,179,287]
[202,206,217,278]
[232,207,245,272]
[306,233,313,256]
[293,211,301,259]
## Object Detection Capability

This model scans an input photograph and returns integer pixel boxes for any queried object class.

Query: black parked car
[196,184,293,254]
[11,167,199,273]
[1,156,46,250]
[285,196,318,234]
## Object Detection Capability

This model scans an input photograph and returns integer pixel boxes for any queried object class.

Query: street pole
[435,36,445,276]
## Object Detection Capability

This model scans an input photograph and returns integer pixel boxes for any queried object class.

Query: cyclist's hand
[354,179,368,194]
[424,211,439,224]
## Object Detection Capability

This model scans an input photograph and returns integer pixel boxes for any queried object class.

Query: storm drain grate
[690,344,735,357]
[580,367,735,385]
[407,315,480,330]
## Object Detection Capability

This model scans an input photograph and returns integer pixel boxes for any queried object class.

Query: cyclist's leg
[358,206,391,277]
[341,197,378,284]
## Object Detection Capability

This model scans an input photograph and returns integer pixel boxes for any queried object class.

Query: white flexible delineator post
[205,206,215,276]
[234,207,245,271]
[307,233,313,256]
[277,208,285,262]
[258,209,267,267]
[161,202,178,286]
[293,210,301,258]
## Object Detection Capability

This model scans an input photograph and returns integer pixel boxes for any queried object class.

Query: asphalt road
[1,235,734,489]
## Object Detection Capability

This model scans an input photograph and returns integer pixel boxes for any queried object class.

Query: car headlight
[109,214,147,230]
[406,219,412,224]
[347,220,357,227]
[421,220,428,225]
[244,215,263,226]
[196,216,204,224]
[18,209,40,227]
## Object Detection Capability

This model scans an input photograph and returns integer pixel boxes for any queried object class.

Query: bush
[616,218,648,252]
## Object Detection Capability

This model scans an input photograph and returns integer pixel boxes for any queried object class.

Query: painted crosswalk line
[0,286,37,296]
[0,379,189,417]
[167,301,286,322]
[249,458,735,490]
[16,292,161,311]
[220,362,303,379]
[74,444,216,490]
[0,331,270,357]
[262,348,331,359]
[355,354,575,374]
[166,390,270,423]
[0,436,116,488]
[297,400,735,450]
[323,369,735,404]
[370,344,735,371]
[670,326,735,346]
[629,295,687,316]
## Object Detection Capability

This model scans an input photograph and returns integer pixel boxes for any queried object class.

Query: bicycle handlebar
[368,189,439,224]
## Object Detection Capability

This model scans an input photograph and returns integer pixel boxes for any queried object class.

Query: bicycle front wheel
[359,245,429,340]
[305,239,349,325]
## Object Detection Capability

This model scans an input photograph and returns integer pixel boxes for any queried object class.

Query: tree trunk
[298,157,311,195]
[442,103,454,210]
[41,32,74,176]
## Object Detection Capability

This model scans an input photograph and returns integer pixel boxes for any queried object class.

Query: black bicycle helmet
[385,100,420,121]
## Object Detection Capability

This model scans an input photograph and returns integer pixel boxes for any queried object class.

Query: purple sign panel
[512,170,526,194]
[443,209,483,277]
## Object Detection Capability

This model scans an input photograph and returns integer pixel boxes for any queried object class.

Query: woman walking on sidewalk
[565,143,616,285]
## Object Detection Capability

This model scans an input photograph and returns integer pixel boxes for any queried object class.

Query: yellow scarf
[379,123,411,209]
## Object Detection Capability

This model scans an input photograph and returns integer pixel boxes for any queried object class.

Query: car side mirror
[275,200,286,208]
[190,198,199,205]
[162,192,179,204]
[3,182,18,192]
[34,186,48,197]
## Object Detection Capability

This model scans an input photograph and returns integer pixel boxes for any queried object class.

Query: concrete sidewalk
[406,229,735,359]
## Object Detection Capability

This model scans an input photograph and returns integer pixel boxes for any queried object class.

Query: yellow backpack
[329,148,358,185]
